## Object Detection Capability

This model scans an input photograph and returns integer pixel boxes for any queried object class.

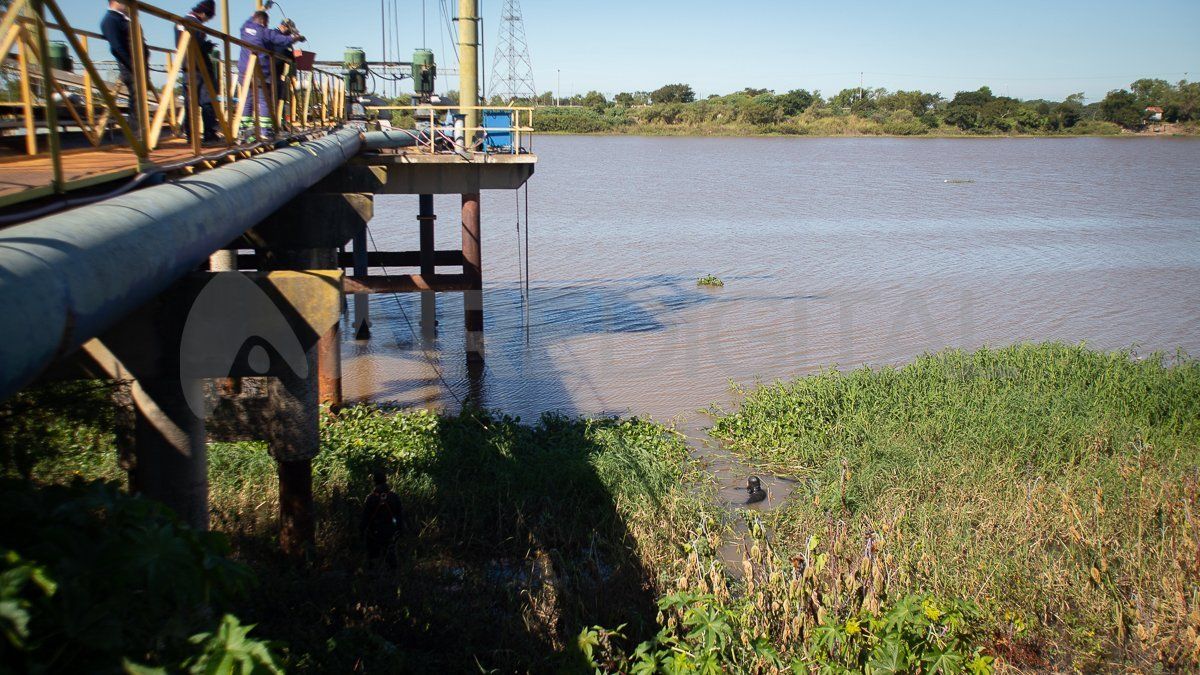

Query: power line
[364,225,467,408]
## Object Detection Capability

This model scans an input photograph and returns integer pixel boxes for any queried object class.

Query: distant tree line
[494,78,1200,136]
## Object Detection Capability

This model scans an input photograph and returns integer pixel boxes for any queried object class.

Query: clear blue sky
[62,0,1200,103]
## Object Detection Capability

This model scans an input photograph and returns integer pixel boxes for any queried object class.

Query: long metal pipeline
[361,129,424,150]
[0,128,364,400]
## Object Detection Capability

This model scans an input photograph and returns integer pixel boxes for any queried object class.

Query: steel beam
[342,274,473,294]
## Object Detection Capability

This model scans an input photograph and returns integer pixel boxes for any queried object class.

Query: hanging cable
[364,224,471,409]
[523,181,528,302]
[392,0,402,98]
[514,189,524,306]
[523,180,530,332]
[439,0,458,61]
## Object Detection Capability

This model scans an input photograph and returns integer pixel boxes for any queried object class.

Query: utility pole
[458,0,484,362]
[556,68,560,107]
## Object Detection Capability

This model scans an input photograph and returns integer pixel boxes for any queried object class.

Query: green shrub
[1066,119,1123,135]
[712,343,1200,668]
[0,479,279,672]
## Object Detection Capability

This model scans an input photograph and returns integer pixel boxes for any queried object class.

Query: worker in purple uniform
[236,10,303,140]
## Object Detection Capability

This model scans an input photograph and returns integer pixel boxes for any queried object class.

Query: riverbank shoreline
[538,126,1200,139]
[6,342,1199,672]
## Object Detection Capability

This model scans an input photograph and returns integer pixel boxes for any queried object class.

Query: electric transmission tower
[488,0,536,102]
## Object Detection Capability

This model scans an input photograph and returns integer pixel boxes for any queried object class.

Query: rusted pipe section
[461,192,483,361]
[0,128,363,401]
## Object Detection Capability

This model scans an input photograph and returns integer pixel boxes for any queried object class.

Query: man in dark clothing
[175,0,220,143]
[236,10,303,139]
[360,471,402,569]
[100,0,148,139]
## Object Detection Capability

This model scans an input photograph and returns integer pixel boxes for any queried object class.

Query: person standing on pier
[100,0,148,140]
[236,10,303,141]
[175,0,220,143]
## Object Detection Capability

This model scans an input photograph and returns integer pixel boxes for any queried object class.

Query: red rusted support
[461,192,483,361]
[317,322,341,407]
[342,273,473,294]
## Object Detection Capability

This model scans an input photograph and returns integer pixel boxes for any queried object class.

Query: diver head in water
[746,475,767,504]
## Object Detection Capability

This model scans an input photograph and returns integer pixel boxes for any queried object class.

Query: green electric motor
[411,49,436,96]
[343,47,367,97]
[48,40,72,72]
[343,47,366,70]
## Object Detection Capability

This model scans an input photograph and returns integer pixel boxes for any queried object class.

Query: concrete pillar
[209,250,237,272]
[129,377,208,530]
[208,249,241,396]
[419,194,437,343]
[352,228,370,340]
[461,192,483,361]
[457,0,479,146]
[265,333,319,556]
[261,247,333,555]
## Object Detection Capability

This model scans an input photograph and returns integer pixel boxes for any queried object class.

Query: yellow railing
[0,0,346,194]
[366,105,534,155]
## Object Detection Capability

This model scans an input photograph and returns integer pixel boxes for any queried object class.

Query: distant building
[1145,106,1164,121]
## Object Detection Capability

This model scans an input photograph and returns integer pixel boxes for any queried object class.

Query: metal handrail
[0,0,347,200]
[365,105,534,155]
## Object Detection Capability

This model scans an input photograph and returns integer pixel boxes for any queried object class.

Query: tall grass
[207,408,718,671]
[711,343,1200,670]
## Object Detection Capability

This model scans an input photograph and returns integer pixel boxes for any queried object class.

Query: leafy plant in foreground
[0,480,279,673]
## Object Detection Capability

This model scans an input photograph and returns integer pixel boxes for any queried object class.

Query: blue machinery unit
[482,110,515,152]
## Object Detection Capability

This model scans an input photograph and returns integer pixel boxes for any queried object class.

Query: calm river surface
[343,136,1200,427]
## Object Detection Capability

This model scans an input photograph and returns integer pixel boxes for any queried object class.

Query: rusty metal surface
[342,273,472,294]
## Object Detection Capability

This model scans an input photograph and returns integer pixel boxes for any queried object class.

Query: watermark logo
[179,272,308,416]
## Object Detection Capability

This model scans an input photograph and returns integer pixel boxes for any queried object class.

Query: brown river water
[345,134,1200,553]
[347,135,1200,429]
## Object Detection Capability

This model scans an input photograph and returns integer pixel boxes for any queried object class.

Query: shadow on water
[295,273,819,666]
[345,271,822,419]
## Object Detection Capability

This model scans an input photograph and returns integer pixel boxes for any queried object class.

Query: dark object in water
[746,475,767,504]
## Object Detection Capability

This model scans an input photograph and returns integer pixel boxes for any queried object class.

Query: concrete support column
[461,192,483,361]
[419,194,437,343]
[265,335,320,556]
[457,0,479,146]
[311,248,342,408]
[209,250,237,272]
[208,249,241,397]
[129,377,208,531]
[261,247,333,555]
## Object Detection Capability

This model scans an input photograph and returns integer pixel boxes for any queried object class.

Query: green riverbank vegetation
[2,343,1198,671]
[521,78,1200,137]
